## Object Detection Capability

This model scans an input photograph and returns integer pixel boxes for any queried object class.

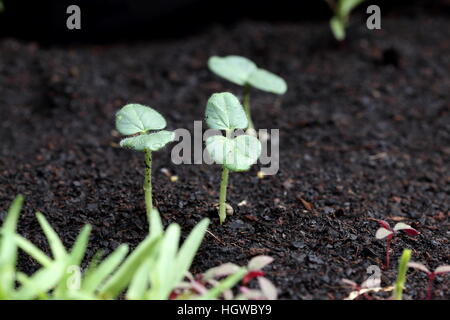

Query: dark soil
[0,12,449,299]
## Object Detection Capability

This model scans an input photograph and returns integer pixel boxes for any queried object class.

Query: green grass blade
[0,195,24,298]
[36,212,66,260]
[149,224,180,299]
[149,208,164,239]
[82,245,129,293]
[15,260,66,300]
[174,219,209,287]
[98,236,160,299]
[15,234,52,267]
[126,259,152,300]
[54,224,92,297]
[393,249,412,300]
[69,225,92,265]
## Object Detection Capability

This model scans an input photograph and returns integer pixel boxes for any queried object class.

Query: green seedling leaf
[126,258,153,300]
[174,219,209,287]
[82,244,129,293]
[120,130,175,152]
[0,195,24,297]
[205,92,248,130]
[68,225,92,266]
[149,208,164,241]
[15,260,66,300]
[54,225,92,297]
[338,0,365,18]
[36,212,67,260]
[115,104,166,135]
[393,249,411,300]
[149,224,181,299]
[330,16,345,41]
[98,235,160,299]
[208,56,257,86]
[206,134,262,172]
[247,69,287,95]
[208,56,287,95]
[15,234,52,267]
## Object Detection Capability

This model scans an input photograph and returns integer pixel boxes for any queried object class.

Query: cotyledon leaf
[247,68,287,95]
[120,130,175,152]
[115,104,166,135]
[206,134,262,172]
[205,135,234,165]
[208,55,287,95]
[208,56,257,86]
[205,92,248,130]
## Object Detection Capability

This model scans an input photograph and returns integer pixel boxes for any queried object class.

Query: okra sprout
[204,92,262,224]
[326,0,366,41]
[115,104,175,226]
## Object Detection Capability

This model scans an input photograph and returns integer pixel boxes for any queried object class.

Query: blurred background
[0,0,448,43]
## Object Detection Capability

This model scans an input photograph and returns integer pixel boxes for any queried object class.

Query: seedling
[375,220,419,269]
[392,249,411,300]
[170,255,276,300]
[208,55,287,133]
[204,92,262,224]
[325,0,366,41]
[341,276,381,300]
[115,104,175,225]
[407,262,450,300]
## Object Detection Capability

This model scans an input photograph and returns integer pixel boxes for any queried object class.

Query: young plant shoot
[205,92,262,224]
[407,262,450,300]
[115,104,175,225]
[375,220,419,269]
[208,55,287,134]
[325,0,366,41]
[393,249,411,300]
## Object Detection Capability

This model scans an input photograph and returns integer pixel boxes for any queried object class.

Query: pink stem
[385,237,392,269]
[426,274,435,300]
[363,293,373,300]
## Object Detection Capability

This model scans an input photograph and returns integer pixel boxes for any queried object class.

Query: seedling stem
[219,167,229,225]
[426,274,435,300]
[385,235,392,270]
[144,148,153,222]
[218,130,232,224]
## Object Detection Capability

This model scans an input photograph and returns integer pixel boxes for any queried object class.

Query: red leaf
[242,271,264,285]
[169,290,179,300]
[377,220,391,230]
[401,228,420,237]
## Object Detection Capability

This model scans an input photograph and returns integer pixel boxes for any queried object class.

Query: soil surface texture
[0,12,449,299]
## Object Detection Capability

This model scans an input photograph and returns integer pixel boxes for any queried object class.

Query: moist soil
[0,12,449,300]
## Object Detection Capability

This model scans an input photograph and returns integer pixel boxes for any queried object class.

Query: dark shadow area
[0,0,448,44]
